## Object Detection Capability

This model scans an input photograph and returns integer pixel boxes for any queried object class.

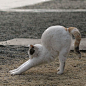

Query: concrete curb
[0,38,85,50]
[2,9,86,13]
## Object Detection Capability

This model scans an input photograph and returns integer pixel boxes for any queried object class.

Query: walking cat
[9,25,81,75]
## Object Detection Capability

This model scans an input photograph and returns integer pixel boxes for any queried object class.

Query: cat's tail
[68,27,81,59]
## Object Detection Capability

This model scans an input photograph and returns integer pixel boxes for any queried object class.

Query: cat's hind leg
[57,49,68,74]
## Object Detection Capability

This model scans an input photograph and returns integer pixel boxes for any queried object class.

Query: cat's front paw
[9,69,17,73]
[9,69,18,75]
[9,71,16,75]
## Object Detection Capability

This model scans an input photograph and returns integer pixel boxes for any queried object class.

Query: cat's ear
[28,44,34,48]
[30,45,34,48]
[29,44,35,55]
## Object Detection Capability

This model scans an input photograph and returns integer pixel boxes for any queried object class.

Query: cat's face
[29,45,35,55]
[28,45,39,59]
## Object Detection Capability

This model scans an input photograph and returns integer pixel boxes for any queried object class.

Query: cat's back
[41,25,69,42]
[41,25,71,52]
[42,25,65,35]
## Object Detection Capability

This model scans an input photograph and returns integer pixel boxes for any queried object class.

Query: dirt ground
[0,51,86,86]
[0,0,86,86]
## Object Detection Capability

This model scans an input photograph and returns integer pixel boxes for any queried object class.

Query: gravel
[0,11,86,42]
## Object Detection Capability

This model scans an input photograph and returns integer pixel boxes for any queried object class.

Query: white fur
[9,25,72,75]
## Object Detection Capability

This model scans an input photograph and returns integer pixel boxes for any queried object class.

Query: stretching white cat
[9,25,81,75]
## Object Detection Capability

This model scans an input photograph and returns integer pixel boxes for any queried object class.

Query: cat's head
[28,44,43,59]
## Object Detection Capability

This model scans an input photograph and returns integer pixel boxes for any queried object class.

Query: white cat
[9,25,81,75]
